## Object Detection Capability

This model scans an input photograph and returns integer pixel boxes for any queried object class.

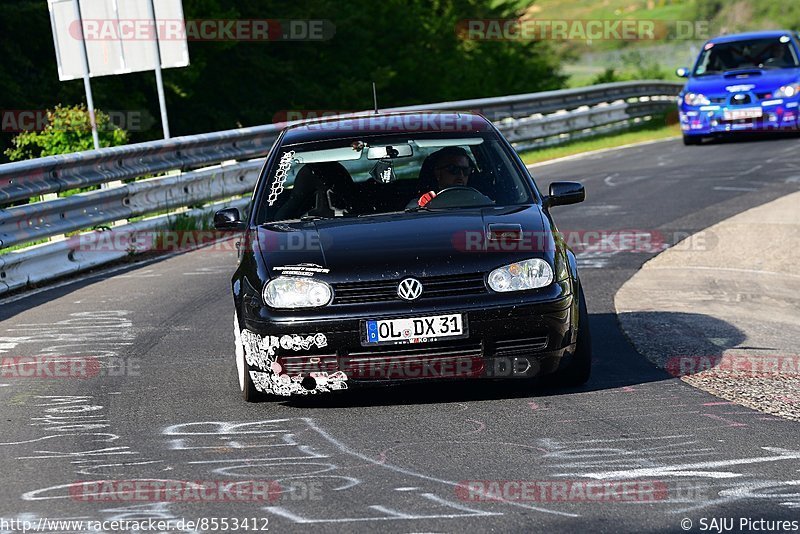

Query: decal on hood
[273,263,330,277]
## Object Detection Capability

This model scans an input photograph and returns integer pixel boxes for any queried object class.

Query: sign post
[145,0,170,139]
[71,0,100,150]
[48,0,189,143]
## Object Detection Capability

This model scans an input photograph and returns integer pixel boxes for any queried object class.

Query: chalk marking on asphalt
[737,165,763,176]
[668,480,800,515]
[301,418,579,518]
[701,414,747,428]
[603,174,652,187]
[267,493,502,523]
[574,447,800,480]
[713,186,758,192]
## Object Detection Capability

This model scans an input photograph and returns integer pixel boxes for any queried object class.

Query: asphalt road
[1,136,799,534]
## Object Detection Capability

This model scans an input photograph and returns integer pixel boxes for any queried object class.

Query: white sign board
[48,0,190,81]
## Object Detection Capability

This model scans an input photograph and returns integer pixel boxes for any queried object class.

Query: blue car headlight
[775,83,800,99]
[683,93,711,106]
[263,277,333,308]
[488,259,553,292]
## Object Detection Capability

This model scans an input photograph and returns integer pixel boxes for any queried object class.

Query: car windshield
[255,131,536,224]
[693,37,800,76]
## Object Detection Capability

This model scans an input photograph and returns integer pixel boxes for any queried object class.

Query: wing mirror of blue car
[676,67,690,78]
[544,181,585,208]
[214,207,246,231]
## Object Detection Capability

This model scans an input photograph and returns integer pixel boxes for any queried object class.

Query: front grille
[343,341,484,380]
[333,273,487,304]
[730,94,752,105]
[709,97,726,104]
[493,336,549,358]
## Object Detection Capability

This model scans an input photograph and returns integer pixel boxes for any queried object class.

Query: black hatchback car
[215,112,591,401]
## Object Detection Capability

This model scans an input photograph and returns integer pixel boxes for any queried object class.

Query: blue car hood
[686,68,800,95]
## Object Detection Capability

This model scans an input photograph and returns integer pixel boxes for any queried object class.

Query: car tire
[682,134,702,146]
[555,285,592,386]
[234,310,263,402]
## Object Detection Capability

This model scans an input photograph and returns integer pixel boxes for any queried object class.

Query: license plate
[724,108,762,120]
[364,314,466,345]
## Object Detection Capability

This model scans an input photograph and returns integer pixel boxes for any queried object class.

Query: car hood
[255,205,551,282]
[685,69,800,95]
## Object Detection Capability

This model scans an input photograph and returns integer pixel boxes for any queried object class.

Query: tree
[0,0,565,160]
[5,105,127,161]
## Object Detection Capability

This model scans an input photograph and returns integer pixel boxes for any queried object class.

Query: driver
[417,146,475,207]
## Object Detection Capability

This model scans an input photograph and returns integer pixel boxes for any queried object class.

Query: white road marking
[713,186,758,192]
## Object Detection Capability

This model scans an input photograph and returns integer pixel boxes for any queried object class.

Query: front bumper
[679,100,800,136]
[239,289,577,395]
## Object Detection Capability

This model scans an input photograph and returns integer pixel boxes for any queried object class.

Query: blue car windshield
[693,37,800,76]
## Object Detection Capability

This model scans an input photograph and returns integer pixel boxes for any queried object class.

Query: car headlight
[684,93,711,106]
[776,83,800,98]
[263,277,332,308]
[488,259,553,292]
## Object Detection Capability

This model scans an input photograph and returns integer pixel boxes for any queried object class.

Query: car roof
[707,30,796,45]
[280,111,495,144]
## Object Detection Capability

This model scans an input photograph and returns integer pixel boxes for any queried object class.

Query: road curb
[615,190,800,421]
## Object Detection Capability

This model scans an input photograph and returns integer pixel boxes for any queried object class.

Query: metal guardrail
[0,80,683,295]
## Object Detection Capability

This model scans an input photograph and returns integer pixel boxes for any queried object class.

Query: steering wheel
[424,186,493,208]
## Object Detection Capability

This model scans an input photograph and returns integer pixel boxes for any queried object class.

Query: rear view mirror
[367,144,413,159]
[545,181,585,208]
[676,67,690,78]
[214,207,246,231]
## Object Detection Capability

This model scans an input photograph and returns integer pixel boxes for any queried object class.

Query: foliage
[0,0,566,161]
[589,51,668,85]
[4,105,128,161]
[690,0,800,33]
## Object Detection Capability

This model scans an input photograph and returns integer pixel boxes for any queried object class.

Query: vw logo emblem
[397,278,423,301]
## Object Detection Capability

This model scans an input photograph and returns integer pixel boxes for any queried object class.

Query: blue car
[676,30,800,145]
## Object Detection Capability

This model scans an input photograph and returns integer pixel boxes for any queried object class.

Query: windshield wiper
[404,205,432,213]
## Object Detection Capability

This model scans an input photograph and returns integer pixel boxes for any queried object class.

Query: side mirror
[676,67,690,78]
[214,208,246,231]
[545,181,585,208]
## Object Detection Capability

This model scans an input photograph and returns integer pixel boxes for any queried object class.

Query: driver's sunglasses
[437,164,473,177]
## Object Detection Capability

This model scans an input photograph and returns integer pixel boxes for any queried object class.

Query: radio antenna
[372,82,379,114]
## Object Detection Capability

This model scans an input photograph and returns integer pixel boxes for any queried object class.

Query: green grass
[520,119,681,165]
